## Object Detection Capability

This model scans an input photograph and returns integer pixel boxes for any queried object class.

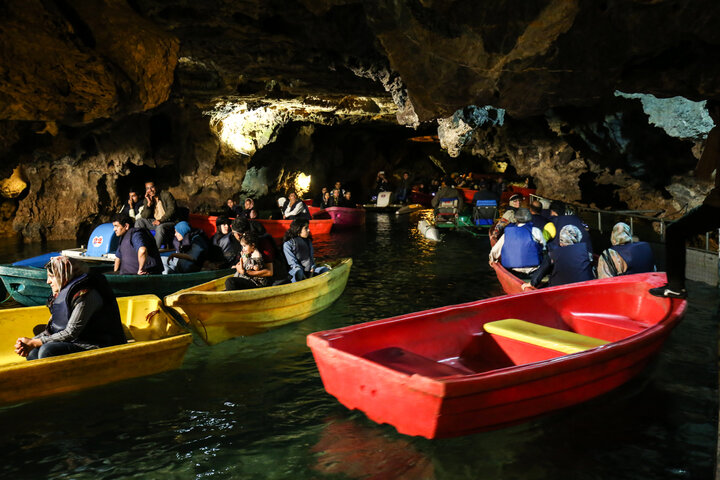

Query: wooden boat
[307,272,686,439]
[165,258,352,345]
[490,261,536,295]
[0,261,231,306]
[324,206,366,227]
[0,294,192,406]
[256,218,334,238]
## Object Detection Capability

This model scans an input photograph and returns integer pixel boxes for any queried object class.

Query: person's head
[509,194,522,208]
[128,189,140,204]
[321,186,328,194]
[515,208,532,224]
[529,200,543,215]
[403,172,409,179]
[559,225,582,247]
[477,180,488,191]
[332,188,340,198]
[344,191,351,200]
[45,256,87,296]
[334,181,342,189]
[323,191,330,200]
[231,217,251,240]
[611,222,633,246]
[287,192,298,204]
[145,181,157,196]
[240,232,259,254]
[285,218,310,241]
[377,171,385,179]
[112,213,132,237]
[174,221,191,241]
[227,198,236,208]
[549,200,565,216]
[244,198,254,209]
[215,216,232,235]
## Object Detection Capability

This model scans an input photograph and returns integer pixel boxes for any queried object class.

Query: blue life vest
[531,214,548,230]
[117,227,162,274]
[611,242,655,275]
[501,224,542,269]
[549,215,593,253]
[48,273,126,347]
[548,243,595,287]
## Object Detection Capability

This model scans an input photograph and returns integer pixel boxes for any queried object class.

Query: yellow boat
[164,258,353,345]
[0,294,192,407]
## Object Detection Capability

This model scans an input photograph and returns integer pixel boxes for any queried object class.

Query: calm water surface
[0,212,717,479]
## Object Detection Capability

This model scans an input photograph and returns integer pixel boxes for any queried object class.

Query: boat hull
[0,294,192,406]
[324,207,366,227]
[165,258,352,345]
[307,273,685,438]
[0,264,231,306]
[490,262,535,295]
[256,218,334,238]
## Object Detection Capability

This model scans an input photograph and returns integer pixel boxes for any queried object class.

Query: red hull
[307,273,685,438]
[257,218,334,238]
[458,188,476,204]
[409,191,433,207]
[490,262,535,295]
[324,207,366,227]
[308,206,331,219]
[189,213,220,238]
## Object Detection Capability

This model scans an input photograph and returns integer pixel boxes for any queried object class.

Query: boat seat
[483,319,609,354]
[363,347,472,377]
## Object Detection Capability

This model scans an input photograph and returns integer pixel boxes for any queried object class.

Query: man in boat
[282,192,312,220]
[489,208,545,276]
[134,181,179,249]
[329,188,342,207]
[163,221,210,274]
[112,214,163,275]
[529,200,548,230]
[598,222,656,278]
[650,100,720,299]
[210,216,240,268]
[14,256,126,360]
[490,193,522,241]
[395,171,412,204]
[523,224,595,290]
[224,197,243,217]
[543,200,593,253]
[374,171,390,197]
[119,187,143,220]
[431,176,464,214]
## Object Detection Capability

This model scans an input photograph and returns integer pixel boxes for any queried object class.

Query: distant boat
[189,213,334,238]
[165,258,352,345]
[307,273,685,438]
[324,206,366,227]
[0,294,192,407]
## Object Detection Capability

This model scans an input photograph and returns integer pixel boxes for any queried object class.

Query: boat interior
[324,275,675,378]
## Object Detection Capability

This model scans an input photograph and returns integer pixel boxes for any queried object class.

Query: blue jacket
[548,243,595,287]
[501,224,542,269]
[611,242,655,275]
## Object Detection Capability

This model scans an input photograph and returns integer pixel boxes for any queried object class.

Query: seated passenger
[224,232,272,290]
[489,208,545,276]
[282,219,330,283]
[543,200,593,253]
[14,256,126,360]
[431,176,464,214]
[229,217,287,286]
[210,216,240,268]
[319,191,332,209]
[242,198,258,219]
[329,188,342,207]
[112,213,163,275]
[119,187,143,220]
[523,225,595,289]
[338,191,355,208]
[315,187,329,206]
[163,221,210,274]
[282,192,312,220]
[224,198,243,217]
[529,200,548,230]
[597,222,656,278]
[490,193,522,242]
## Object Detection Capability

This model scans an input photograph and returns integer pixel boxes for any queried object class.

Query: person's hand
[488,259,496,267]
[521,282,533,291]
[128,196,134,207]
[138,268,149,275]
[152,220,160,226]
[15,337,40,357]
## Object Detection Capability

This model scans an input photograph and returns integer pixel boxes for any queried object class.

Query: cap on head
[509,193,523,202]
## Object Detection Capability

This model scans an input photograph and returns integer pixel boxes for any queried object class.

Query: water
[0,212,717,479]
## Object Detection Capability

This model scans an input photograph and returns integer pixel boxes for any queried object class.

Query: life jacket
[548,243,595,287]
[531,214,548,230]
[285,237,314,272]
[548,215,593,253]
[117,227,162,274]
[611,242,655,275]
[48,273,126,347]
[501,224,542,269]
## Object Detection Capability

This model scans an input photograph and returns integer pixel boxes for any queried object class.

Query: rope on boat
[0,290,13,304]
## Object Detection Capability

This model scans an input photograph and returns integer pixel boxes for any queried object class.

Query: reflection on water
[0,214,717,479]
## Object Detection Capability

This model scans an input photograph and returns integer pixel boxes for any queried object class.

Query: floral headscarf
[45,256,86,291]
[558,225,583,246]
[610,222,633,246]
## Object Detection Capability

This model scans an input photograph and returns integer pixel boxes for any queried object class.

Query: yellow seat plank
[484,319,608,354]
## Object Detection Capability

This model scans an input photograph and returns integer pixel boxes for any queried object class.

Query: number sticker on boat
[92,236,103,247]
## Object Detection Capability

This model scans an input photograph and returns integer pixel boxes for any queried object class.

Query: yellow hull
[0,294,192,406]
[164,258,352,345]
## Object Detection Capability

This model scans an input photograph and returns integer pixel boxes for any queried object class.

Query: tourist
[339,191,355,208]
[282,218,329,283]
[650,100,720,299]
[543,200,593,253]
[242,197,258,219]
[490,193,523,241]
[489,208,545,276]
[597,222,655,278]
[319,190,332,209]
[112,213,163,275]
[224,198,243,217]
[224,232,272,290]
[119,187,143,220]
[134,181,178,249]
[529,200,548,230]
[375,171,390,195]
[14,256,126,360]
[334,181,346,196]
[395,171,412,204]
[523,224,595,289]
[211,216,240,268]
[282,191,312,220]
[431,176,464,214]
[230,217,287,285]
[315,187,329,206]
[163,221,210,274]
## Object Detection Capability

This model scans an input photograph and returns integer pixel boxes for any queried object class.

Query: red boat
[490,261,535,295]
[458,187,477,204]
[189,213,221,238]
[257,218,334,238]
[500,186,537,204]
[324,206,366,227]
[308,206,331,219]
[307,273,685,439]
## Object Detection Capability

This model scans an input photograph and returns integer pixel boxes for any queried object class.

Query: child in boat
[225,232,271,290]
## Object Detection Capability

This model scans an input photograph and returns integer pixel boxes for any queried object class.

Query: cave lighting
[294,173,312,196]
[218,109,257,155]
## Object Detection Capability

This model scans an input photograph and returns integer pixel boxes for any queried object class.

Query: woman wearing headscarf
[597,222,656,279]
[163,221,210,274]
[14,256,125,360]
[523,224,595,289]
[282,218,329,283]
